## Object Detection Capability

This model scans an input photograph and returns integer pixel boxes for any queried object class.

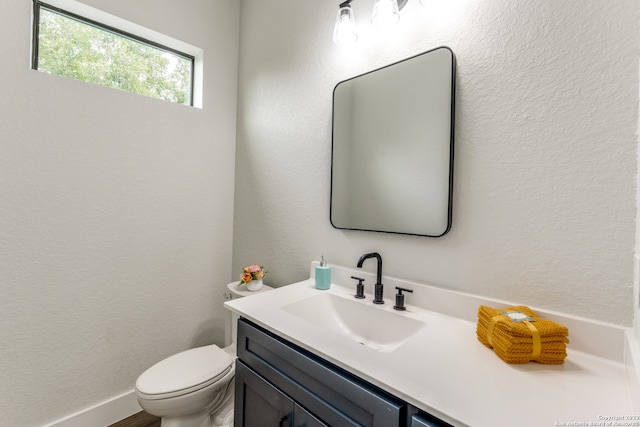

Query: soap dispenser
[315,255,331,290]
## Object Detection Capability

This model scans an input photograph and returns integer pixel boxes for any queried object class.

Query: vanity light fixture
[333,1,358,45]
[333,0,424,45]
[371,0,400,28]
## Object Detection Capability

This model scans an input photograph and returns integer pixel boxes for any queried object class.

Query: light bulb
[333,5,358,45]
[371,0,400,28]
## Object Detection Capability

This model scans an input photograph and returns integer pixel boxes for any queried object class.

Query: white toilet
[135,282,272,427]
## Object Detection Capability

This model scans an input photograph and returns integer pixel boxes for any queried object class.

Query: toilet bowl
[135,282,272,427]
[136,344,235,427]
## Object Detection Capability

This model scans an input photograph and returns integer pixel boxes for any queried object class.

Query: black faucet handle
[393,287,413,311]
[351,276,366,299]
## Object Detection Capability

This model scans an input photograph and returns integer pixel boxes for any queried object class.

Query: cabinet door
[294,403,328,427]
[235,360,293,427]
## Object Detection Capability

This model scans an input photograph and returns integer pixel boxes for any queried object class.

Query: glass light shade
[371,0,400,28]
[333,6,358,45]
[419,0,428,5]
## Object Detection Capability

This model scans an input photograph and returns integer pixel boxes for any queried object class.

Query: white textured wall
[0,1,239,426]
[234,0,638,326]
[636,46,640,340]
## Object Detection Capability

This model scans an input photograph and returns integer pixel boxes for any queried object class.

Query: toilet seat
[136,345,233,400]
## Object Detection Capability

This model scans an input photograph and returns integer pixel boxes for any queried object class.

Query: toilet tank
[225,282,273,345]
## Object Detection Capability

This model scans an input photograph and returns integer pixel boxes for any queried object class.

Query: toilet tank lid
[136,344,232,396]
[227,281,273,298]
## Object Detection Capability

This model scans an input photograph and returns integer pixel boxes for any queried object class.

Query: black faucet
[357,252,384,304]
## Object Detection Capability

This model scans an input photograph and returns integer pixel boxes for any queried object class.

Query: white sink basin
[282,293,426,352]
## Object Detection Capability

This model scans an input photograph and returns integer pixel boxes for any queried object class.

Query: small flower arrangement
[238,264,267,286]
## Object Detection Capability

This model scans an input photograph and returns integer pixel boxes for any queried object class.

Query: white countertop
[224,263,640,427]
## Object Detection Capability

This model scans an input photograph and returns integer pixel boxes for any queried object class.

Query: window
[32,0,195,106]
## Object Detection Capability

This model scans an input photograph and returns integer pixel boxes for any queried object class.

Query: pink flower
[246,264,262,273]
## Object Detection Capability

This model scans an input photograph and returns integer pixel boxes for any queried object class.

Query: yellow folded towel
[477,305,569,364]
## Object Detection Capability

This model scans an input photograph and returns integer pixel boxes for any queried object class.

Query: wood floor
[107,411,161,427]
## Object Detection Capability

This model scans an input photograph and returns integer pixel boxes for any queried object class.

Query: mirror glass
[331,46,455,237]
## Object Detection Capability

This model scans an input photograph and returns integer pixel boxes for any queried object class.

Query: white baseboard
[43,390,141,427]
[627,330,640,414]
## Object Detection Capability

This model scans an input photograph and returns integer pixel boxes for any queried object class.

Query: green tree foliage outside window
[35,5,193,106]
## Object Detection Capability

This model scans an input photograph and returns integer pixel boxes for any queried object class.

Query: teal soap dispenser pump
[315,255,331,290]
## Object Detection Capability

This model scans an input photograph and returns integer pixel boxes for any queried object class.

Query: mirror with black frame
[330,46,456,237]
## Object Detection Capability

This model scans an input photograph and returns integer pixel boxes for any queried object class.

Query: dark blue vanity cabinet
[408,410,455,427]
[234,319,453,427]
[235,360,326,426]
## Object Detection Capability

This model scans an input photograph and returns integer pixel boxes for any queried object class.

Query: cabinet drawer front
[411,414,453,427]
[237,319,402,427]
